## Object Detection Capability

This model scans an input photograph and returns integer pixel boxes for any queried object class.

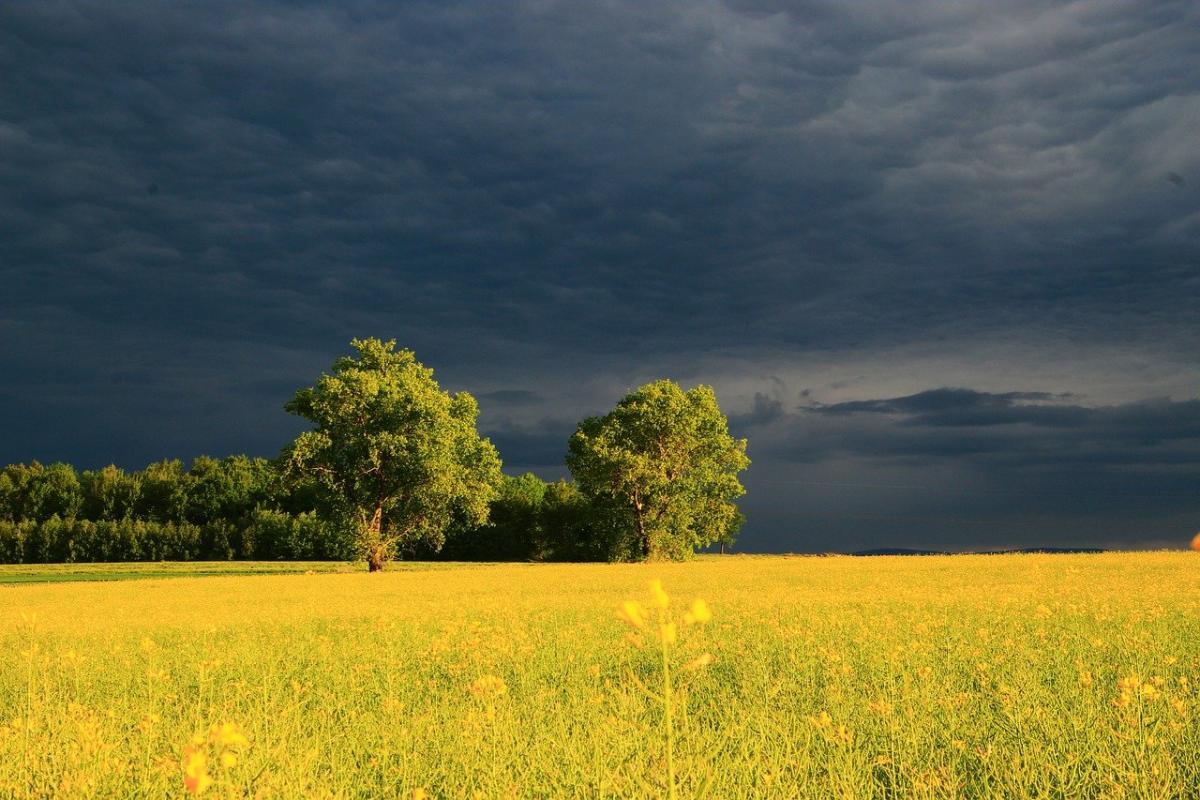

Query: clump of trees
[433,475,615,563]
[1,339,749,569]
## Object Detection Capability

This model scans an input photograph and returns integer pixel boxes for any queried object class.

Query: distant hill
[849,548,949,556]
[849,547,1106,556]
[982,547,1106,555]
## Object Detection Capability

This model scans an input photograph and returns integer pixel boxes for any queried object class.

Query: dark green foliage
[535,479,631,562]
[200,520,238,561]
[438,475,640,563]
[0,517,202,563]
[30,463,84,520]
[0,454,346,563]
[440,473,547,560]
[183,455,235,525]
[491,473,549,559]
[0,519,24,562]
[0,462,38,521]
[0,513,354,564]
[0,462,83,521]
[242,509,354,561]
[182,455,278,526]
[134,460,188,523]
[80,465,141,521]
[547,488,642,563]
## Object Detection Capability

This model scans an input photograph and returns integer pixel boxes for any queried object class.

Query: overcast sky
[2,1,1197,552]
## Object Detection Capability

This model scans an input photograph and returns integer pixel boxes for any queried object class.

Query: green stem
[23,644,34,794]
[662,629,676,800]
[491,705,499,791]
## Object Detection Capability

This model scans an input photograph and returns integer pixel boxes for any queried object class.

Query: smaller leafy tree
[283,338,502,571]
[182,456,226,526]
[475,473,546,560]
[80,465,141,521]
[135,460,188,523]
[26,462,83,521]
[441,472,548,561]
[566,380,749,561]
[539,479,627,562]
[0,466,23,522]
[0,462,85,522]
[183,455,277,526]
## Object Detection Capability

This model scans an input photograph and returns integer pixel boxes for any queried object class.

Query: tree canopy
[566,379,749,561]
[283,338,502,571]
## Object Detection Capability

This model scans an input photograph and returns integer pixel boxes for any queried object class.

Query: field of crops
[1,553,1198,798]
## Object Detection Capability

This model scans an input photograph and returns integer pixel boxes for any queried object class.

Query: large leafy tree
[566,380,749,561]
[283,338,502,571]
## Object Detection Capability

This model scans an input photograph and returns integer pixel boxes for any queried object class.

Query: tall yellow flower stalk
[467,673,509,788]
[180,722,250,795]
[616,579,713,800]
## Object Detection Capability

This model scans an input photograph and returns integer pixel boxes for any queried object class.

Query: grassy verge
[0,560,515,584]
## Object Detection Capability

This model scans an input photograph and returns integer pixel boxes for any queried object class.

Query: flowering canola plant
[616,579,714,800]
[0,552,1198,797]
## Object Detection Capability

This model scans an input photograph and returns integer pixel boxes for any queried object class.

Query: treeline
[5,339,750,567]
[0,513,346,563]
[0,457,342,562]
[0,457,286,525]
[0,459,620,563]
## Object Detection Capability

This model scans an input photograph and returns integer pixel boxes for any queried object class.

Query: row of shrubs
[0,511,354,564]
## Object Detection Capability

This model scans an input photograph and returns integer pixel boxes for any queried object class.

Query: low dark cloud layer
[1,1,1196,551]
[728,388,1200,550]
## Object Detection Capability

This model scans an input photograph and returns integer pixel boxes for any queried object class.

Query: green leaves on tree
[566,380,749,561]
[282,338,502,571]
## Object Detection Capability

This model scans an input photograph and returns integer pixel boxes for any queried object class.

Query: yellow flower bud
[649,579,670,609]
[617,600,647,629]
[683,599,711,625]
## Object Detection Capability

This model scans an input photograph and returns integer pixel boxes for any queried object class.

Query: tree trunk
[633,498,651,559]
[366,505,385,572]
[367,545,385,572]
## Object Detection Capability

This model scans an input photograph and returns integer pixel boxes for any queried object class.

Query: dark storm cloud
[483,422,574,472]
[479,390,544,406]
[729,392,786,429]
[724,388,1200,551]
[0,1,1196,550]
[810,388,1085,427]
[789,390,1200,464]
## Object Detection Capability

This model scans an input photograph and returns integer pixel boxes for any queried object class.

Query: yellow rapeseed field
[1,553,1198,798]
